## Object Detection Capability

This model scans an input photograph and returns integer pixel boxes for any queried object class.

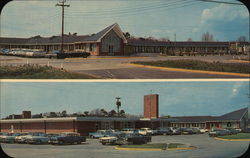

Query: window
[227,122,231,127]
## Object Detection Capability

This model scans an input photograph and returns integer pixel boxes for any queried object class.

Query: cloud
[195,4,248,41]
[230,82,245,98]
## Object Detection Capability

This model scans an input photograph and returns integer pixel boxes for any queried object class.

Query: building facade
[169,107,248,130]
[0,23,249,56]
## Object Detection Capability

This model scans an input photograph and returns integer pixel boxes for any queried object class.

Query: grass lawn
[133,60,250,74]
[119,143,185,149]
[0,65,98,79]
[218,133,250,139]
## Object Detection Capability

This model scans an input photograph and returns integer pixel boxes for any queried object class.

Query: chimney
[22,111,31,119]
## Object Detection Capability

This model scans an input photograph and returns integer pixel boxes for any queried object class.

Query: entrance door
[108,45,114,56]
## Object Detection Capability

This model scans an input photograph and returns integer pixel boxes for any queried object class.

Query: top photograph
[0,0,249,79]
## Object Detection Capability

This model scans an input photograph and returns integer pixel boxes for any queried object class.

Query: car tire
[58,141,64,145]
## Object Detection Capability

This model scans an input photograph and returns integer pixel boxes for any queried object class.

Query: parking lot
[1,134,249,158]
[1,55,249,78]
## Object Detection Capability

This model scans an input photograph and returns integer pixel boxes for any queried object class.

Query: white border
[0,79,249,82]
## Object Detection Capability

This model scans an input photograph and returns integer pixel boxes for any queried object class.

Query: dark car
[209,129,231,137]
[243,128,250,133]
[56,52,90,59]
[180,128,193,135]
[226,128,240,135]
[191,128,202,134]
[115,133,151,145]
[50,132,86,145]
[156,127,173,135]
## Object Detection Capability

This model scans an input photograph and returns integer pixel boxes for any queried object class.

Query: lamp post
[116,97,121,117]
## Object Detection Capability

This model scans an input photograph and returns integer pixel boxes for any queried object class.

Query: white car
[138,128,153,135]
[199,128,208,133]
[99,136,118,145]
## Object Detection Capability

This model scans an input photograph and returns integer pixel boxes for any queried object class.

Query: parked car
[242,128,250,133]
[156,127,173,135]
[26,133,49,144]
[50,132,86,145]
[138,128,153,135]
[199,128,208,133]
[209,129,231,137]
[100,133,151,145]
[15,132,46,143]
[3,133,24,143]
[226,128,240,135]
[121,128,136,134]
[0,132,9,143]
[89,130,110,139]
[180,128,194,135]
[117,133,151,145]
[171,128,181,135]
[191,128,202,134]
[99,133,118,145]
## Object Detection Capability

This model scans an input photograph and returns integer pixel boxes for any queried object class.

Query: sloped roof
[214,107,248,121]
[169,107,248,123]
[79,23,127,43]
[0,37,28,44]
[79,23,117,42]
[127,38,169,46]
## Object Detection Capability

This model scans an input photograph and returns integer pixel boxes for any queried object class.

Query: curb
[228,60,250,63]
[114,146,197,151]
[214,137,250,141]
[129,63,249,77]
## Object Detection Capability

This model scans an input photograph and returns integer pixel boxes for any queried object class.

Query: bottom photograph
[0,80,249,158]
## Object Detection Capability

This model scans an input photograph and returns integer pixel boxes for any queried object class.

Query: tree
[187,38,192,41]
[237,36,247,42]
[108,110,117,117]
[100,109,108,116]
[90,108,102,116]
[123,32,131,39]
[160,37,170,42]
[201,32,214,41]
[84,111,89,116]
[62,110,67,117]
[119,110,125,117]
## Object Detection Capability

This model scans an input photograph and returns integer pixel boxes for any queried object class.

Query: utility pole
[56,0,70,54]
[174,33,176,42]
[116,97,121,117]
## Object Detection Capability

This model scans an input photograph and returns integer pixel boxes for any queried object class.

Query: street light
[116,97,121,117]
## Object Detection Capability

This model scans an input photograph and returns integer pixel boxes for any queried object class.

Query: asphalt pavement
[0,55,249,79]
[1,134,249,158]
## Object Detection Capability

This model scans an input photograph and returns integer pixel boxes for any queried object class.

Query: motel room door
[108,45,114,56]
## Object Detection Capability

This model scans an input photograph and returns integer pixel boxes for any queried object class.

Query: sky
[0,81,249,119]
[0,0,249,41]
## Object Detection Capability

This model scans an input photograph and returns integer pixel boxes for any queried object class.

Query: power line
[196,0,243,5]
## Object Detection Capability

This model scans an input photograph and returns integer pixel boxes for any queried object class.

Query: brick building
[169,107,248,130]
[0,94,248,135]
[0,23,249,56]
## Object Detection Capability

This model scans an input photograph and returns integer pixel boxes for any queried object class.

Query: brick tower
[144,94,159,118]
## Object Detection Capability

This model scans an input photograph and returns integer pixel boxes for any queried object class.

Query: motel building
[0,94,248,136]
[0,23,249,56]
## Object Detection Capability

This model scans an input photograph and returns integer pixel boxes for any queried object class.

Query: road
[1,134,249,158]
[0,55,249,79]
